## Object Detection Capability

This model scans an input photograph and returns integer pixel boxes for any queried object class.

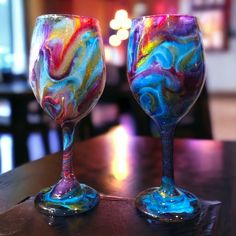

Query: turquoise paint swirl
[127,15,205,126]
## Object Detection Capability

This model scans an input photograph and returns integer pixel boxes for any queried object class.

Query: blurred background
[0,0,235,173]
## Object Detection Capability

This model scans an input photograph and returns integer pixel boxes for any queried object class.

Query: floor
[0,95,236,174]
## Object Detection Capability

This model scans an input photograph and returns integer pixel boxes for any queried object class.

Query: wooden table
[0,129,235,235]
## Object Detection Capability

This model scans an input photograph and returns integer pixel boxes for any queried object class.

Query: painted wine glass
[127,15,205,222]
[29,14,106,216]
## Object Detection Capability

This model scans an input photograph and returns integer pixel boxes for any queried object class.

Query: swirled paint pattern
[127,15,205,126]
[29,15,106,125]
[30,15,103,216]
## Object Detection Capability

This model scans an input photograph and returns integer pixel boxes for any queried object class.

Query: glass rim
[132,14,197,21]
[37,14,99,23]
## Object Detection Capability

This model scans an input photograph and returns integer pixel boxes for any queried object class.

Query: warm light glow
[104,46,112,62]
[186,140,223,172]
[109,34,121,47]
[117,28,129,40]
[104,45,125,66]
[133,3,148,17]
[109,9,130,43]
[115,9,128,20]
[110,126,129,181]
[121,18,132,29]
[109,19,121,30]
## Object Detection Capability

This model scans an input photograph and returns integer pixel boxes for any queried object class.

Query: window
[0,0,26,74]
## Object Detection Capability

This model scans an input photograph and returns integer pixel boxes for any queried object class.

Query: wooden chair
[0,79,53,167]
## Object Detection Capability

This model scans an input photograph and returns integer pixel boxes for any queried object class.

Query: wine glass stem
[61,122,76,179]
[160,124,176,193]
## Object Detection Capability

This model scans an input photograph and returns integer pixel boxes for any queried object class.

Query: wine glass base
[35,183,99,216]
[135,187,200,222]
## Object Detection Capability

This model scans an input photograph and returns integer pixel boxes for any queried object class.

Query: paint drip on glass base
[35,178,99,216]
[135,187,200,222]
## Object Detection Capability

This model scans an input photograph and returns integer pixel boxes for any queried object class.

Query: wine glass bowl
[127,15,205,222]
[29,14,105,216]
